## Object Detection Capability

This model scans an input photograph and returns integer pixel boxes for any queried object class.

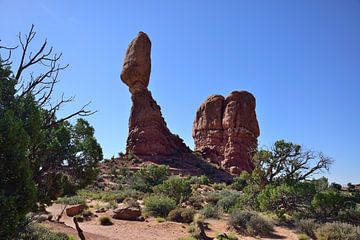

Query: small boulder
[112,206,142,221]
[66,204,85,217]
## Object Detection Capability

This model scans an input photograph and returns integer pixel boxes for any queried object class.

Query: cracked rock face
[120,32,191,158]
[193,91,260,173]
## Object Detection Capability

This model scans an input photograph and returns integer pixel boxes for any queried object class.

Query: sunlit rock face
[120,32,192,158]
[193,91,260,173]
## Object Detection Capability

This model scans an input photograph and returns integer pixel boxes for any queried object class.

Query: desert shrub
[82,210,93,220]
[188,175,210,185]
[168,207,196,223]
[188,214,207,239]
[144,195,176,217]
[132,164,169,192]
[315,222,360,240]
[107,200,118,209]
[257,182,316,216]
[247,214,274,236]
[77,189,143,202]
[123,198,140,208]
[217,191,240,213]
[178,237,197,240]
[153,176,192,204]
[230,174,248,191]
[188,192,203,210]
[212,182,227,190]
[216,232,238,240]
[156,216,166,223]
[228,210,273,236]
[20,223,70,240]
[311,189,355,221]
[295,218,318,238]
[99,216,112,226]
[297,233,310,240]
[201,205,220,219]
[205,192,222,205]
[55,195,85,205]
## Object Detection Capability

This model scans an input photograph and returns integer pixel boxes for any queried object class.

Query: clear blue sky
[1,0,359,184]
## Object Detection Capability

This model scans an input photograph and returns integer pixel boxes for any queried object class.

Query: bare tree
[0,24,95,128]
[253,140,332,188]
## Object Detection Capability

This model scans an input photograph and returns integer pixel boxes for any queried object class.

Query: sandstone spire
[120,32,191,158]
[193,91,260,173]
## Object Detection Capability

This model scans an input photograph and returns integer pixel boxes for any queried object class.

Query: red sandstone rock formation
[193,91,260,173]
[120,32,191,158]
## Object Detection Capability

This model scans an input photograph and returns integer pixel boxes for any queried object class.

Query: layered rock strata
[193,91,260,173]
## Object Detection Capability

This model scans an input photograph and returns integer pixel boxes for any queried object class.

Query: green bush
[188,192,203,210]
[168,207,196,223]
[311,189,355,221]
[257,182,316,216]
[216,191,240,213]
[200,205,220,219]
[212,183,227,190]
[228,210,273,236]
[188,175,210,185]
[216,232,238,240]
[297,233,310,240]
[230,174,248,191]
[123,198,140,208]
[153,176,192,204]
[19,223,70,240]
[247,214,274,236]
[132,164,169,192]
[295,218,318,239]
[77,189,143,202]
[99,216,113,226]
[178,237,197,240]
[55,195,85,205]
[315,222,360,240]
[144,195,176,217]
[205,192,222,205]
[200,204,220,219]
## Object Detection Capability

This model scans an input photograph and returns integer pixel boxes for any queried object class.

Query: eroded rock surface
[120,32,191,158]
[193,91,260,172]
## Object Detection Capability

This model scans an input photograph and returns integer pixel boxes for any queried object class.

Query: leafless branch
[4,24,97,127]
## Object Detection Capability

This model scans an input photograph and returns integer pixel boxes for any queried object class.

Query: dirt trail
[46,204,188,240]
[46,204,299,240]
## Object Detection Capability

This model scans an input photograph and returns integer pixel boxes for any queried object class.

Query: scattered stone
[66,204,85,217]
[112,206,142,221]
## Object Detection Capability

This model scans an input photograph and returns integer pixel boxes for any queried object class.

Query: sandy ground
[46,204,188,240]
[45,204,299,240]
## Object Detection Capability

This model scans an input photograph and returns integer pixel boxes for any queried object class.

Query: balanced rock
[120,32,192,158]
[193,91,260,172]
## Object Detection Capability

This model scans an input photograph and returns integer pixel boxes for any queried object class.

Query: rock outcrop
[120,32,192,159]
[193,91,260,173]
